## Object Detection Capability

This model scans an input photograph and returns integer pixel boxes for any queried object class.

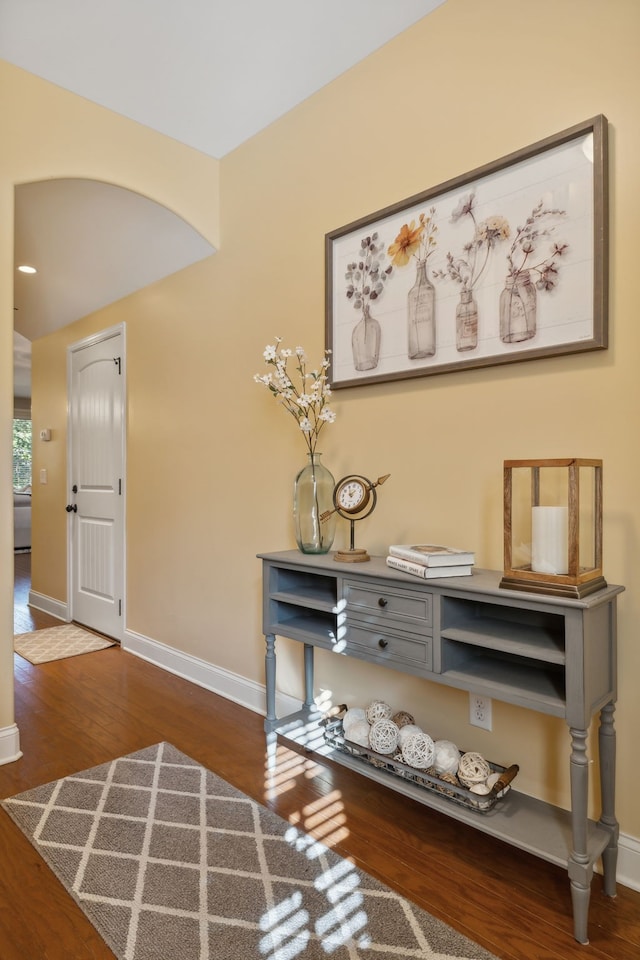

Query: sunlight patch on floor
[263,739,323,800]
[261,725,374,959]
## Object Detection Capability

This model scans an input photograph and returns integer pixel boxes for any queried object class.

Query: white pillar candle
[531,506,568,575]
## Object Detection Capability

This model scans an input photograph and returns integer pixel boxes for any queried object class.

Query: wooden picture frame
[325,115,608,389]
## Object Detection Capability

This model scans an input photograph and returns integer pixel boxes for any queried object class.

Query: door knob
[65,504,77,513]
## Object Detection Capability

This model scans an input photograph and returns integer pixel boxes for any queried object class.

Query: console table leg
[569,726,591,943]
[303,644,315,709]
[265,633,277,727]
[599,701,619,897]
[569,879,590,945]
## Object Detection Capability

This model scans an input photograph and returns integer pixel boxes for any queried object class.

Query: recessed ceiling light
[18,264,37,274]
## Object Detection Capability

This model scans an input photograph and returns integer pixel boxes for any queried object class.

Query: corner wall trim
[121,627,640,893]
[28,590,68,622]
[0,724,22,765]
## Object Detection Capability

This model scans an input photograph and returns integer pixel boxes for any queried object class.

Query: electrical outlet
[469,693,492,731]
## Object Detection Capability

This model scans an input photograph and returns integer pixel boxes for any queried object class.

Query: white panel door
[68,326,125,639]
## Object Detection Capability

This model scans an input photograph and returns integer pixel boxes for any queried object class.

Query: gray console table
[259,550,624,944]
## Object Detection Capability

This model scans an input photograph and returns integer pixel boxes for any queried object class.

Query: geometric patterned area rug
[13,623,116,664]
[1,742,498,960]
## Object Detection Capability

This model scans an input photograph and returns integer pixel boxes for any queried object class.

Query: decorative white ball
[433,740,461,776]
[397,724,423,748]
[401,732,435,769]
[470,782,491,795]
[342,707,366,733]
[365,700,392,724]
[458,751,491,787]
[369,719,399,755]
[344,719,370,747]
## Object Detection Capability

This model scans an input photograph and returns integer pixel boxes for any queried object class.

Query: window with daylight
[13,418,32,489]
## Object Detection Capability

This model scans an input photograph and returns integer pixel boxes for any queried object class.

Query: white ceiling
[0,0,445,159]
[2,0,446,397]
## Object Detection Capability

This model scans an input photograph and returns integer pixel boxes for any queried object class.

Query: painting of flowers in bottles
[325,115,608,388]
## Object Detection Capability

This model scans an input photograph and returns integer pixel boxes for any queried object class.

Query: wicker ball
[391,710,415,729]
[458,751,491,787]
[342,707,366,733]
[365,700,393,724]
[439,771,459,786]
[401,732,435,770]
[397,724,423,748]
[433,740,461,776]
[345,719,370,747]
[369,719,399,755]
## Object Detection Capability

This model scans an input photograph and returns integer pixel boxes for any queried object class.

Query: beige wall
[0,61,220,245]
[7,0,640,842]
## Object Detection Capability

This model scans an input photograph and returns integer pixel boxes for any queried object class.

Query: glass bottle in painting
[500,271,537,343]
[407,259,436,359]
[456,287,478,351]
[351,304,381,371]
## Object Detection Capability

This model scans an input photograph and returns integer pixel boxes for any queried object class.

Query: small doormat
[13,624,116,664]
[1,742,498,960]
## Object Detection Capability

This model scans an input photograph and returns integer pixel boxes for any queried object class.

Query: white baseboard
[0,724,23,765]
[28,590,68,621]
[122,628,300,718]
[122,626,640,892]
[617,832,640,892]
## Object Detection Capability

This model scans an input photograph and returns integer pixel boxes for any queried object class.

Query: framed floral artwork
[325,115,608,388]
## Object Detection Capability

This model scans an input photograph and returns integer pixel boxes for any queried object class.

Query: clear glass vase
[293,453,336,554]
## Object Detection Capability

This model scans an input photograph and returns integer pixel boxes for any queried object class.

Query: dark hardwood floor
[13,549,54,634]
[3,553,639,959]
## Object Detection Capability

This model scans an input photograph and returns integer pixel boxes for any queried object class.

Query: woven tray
[322,715,518,814]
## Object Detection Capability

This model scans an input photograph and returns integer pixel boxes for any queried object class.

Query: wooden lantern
[500,458,606,598]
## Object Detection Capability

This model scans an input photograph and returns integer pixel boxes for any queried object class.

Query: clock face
[336,478,370,514]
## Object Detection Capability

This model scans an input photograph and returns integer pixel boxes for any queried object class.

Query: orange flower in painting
[388,220,424,267]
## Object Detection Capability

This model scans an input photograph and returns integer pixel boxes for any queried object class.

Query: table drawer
[347,622,433,672]
[345,580,432,628]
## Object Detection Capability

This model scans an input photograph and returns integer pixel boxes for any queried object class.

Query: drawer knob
[378,597,388,608]
[378,638,389,649]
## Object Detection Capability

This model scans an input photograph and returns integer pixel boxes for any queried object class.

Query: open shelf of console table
[259,550,624,944]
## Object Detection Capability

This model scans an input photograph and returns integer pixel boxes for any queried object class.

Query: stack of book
[386,543,475,579]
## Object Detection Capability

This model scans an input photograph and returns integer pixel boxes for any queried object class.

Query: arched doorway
[12,178,214,639]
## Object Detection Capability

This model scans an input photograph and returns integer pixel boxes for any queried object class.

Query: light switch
[39,428,51,441]
[40,468,47,484]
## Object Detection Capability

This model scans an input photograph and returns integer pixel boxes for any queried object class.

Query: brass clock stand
[321,473,390,562]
